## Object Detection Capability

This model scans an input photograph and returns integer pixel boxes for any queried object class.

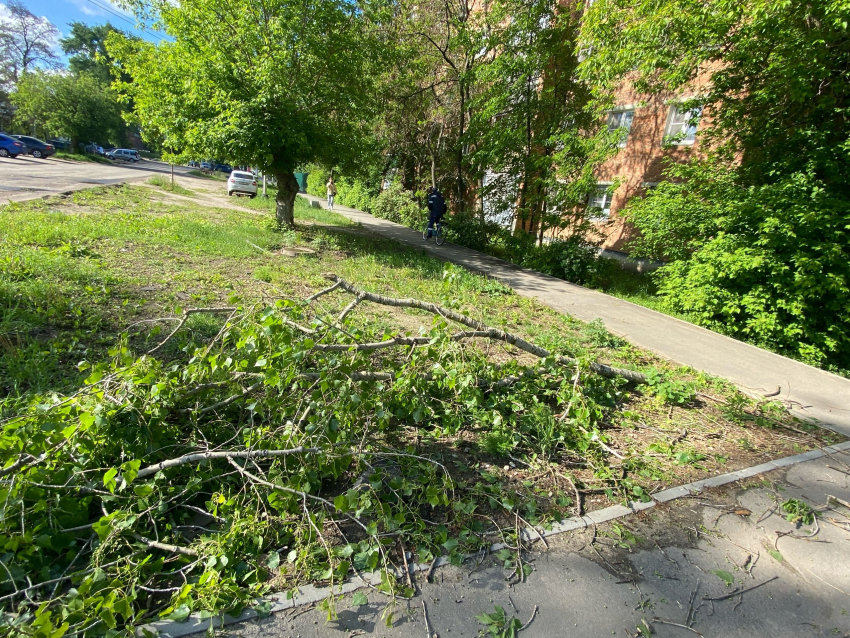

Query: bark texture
[273,171,300,227]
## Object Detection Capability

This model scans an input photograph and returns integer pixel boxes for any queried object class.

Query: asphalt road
[0,155,196,204]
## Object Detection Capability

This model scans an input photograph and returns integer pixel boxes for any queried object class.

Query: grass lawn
[0,184,839,630]
[54,151,113,164]
[146,174,194,196]
[1,182,835,480]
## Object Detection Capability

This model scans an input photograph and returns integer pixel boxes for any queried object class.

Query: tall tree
[12,71,126,148]
[0,0,59,85]
[110,0,389,227]
[466,0,613,239]
[61,21,131,85]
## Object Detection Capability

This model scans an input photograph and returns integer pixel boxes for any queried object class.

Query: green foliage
[476,606,522,638]
[643,370,695,406]
[110,0,388,225]
[60,21,134,85]
[520,236,612,287]
[581,0,850,371]
[11,71,126,148]
[467,0,614,237]
[781,498,815,526]
[370,183,425,228]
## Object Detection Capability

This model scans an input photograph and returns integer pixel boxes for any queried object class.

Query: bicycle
[422,220,447,246]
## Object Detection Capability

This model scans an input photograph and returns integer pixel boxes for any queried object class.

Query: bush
[371,183,425,228]
[304,165,376,212]
[641,171,850,370]
[336,178,375,213]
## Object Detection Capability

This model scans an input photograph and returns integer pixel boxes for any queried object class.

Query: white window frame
[607,107,635,148]
[664,103,701,146]
[587,183,614,221]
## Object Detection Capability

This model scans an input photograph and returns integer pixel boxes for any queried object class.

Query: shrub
[645,172,850,370]
[371,183,425,228]
[521,235,609,286]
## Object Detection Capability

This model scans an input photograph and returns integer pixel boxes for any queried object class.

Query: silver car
[106,148,140,162]
[227,170,258,198]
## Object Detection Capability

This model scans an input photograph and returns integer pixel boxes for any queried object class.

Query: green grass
[146,175,194,196]
[590,266,686,318]
[187,169,227,180]
[239,187,356,226]
[54,151,113,164]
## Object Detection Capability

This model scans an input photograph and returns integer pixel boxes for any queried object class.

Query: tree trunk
[273,171,299,227]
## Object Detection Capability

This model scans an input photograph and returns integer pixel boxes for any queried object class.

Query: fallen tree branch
[136,446,320,479]
[148,308,238,355]
[323,275,647,383]
[132,534,198,557]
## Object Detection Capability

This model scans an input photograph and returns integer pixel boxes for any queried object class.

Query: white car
[106,148,140,162]
[227,170,258,198]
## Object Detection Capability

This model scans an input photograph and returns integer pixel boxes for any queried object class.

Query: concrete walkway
[300,194,850,435]
[225,448,850,638]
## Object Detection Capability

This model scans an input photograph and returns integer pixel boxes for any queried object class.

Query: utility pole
[262,173,267,198]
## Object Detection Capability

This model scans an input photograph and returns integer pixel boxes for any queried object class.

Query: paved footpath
[225,449,850,638]
[300,194,850,436]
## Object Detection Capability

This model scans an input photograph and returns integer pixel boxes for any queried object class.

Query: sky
[1,0,166,62]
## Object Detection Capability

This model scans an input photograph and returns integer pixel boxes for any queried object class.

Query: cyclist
[426,187,447,239]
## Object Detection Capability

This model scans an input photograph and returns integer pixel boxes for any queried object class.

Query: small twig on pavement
[702,576,778,602]
[651,618,704,637]
[426,557,439,583]
[686,580,700,627]
[519,605,538,632]
[422,600,435,638]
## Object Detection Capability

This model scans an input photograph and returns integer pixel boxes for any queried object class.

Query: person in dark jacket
[426,187,447,239]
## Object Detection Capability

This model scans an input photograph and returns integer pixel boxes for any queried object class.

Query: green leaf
[103,468,118,494]
[351,592,368,607]
[163,604,191,621]
[712,569,735,587]
[266,552,280,570]
[121,460,141,484]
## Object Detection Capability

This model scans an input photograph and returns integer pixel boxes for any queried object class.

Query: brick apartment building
[585,75,709,254]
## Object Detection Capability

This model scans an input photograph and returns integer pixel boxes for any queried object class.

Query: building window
[608,109,635,148]
[587,185,613,220]
[664,104,701,145]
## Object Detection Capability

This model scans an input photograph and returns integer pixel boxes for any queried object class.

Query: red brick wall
[594,75,712,251]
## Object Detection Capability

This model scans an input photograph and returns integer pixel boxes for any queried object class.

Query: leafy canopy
[11,71,126,147]
[110,0,389,177]
[581,0,850,370]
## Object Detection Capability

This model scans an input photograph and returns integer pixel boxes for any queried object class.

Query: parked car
[0,134,26,158]
[106,148,140,162]
[47,138,70,151]
[11,135,55,159]
[227,170,258,198]
[187,160,200,168]
[200,160,214,170]
[214,163,232,173]
[85,143,105,155]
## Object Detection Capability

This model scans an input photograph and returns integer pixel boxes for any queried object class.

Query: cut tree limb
[136,446,320,479]
[322,275,647,383]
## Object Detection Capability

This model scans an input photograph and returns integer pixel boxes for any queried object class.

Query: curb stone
[137,440,850,637]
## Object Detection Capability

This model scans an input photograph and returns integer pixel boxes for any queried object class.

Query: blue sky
[6,0,165,61]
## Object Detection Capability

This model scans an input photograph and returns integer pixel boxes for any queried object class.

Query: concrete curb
[137,440,850,637]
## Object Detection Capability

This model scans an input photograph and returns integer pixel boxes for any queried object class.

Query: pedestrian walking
[326,177,338,210]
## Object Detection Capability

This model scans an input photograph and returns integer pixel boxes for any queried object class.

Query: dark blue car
[0,133,27,158]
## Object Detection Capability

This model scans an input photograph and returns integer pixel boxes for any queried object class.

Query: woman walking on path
[326,177,338,210]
